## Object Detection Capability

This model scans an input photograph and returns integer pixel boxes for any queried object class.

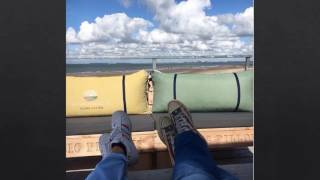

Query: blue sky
[66,0,253,58]
[67,0,252,31]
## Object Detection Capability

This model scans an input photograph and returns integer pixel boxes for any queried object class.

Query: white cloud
[138,29,181,44]
[66,0,253,58]
[67,13,152,43]
[217,7,253,36]
[66,27,80,43]
[142,0,231,39]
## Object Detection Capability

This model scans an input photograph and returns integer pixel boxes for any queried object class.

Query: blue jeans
[86,131,237,180]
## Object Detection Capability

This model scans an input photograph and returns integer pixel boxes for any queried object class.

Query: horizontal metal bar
[66,55,253,60]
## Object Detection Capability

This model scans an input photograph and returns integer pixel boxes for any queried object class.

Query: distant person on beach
[86,100,237,180]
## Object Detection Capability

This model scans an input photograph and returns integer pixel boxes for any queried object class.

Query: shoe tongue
[110,138,121,145]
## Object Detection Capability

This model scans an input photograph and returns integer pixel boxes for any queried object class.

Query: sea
[66,57,253,74]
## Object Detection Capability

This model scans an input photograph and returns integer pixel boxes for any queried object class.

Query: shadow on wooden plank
[66,163,253,180]
[67,147,253,171]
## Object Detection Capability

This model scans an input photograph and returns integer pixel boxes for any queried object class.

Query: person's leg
[167,100,237,180]
[86,111,139,180]
[86,146,128,180]
[173,131,237,180]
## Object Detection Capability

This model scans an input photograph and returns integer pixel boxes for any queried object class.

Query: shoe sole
[99,133,111,157]
[156,116,176,165]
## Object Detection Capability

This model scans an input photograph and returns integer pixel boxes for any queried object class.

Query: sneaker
[167,100,197,134]
[156,116,177,165]
[99,111,138,165]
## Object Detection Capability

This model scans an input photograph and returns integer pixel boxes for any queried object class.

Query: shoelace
[110,125,131,143]
[174,112,192,133]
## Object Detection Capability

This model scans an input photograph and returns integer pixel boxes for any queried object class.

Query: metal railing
[148,55,253,71]
[66,55,253,74]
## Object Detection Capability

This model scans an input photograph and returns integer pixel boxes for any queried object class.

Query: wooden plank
[154,147,254,169]
[67,152,157,171]
[66,162,253,180]
[66,127,253,158]
[128,163,253,180]
[66,147,253,170]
